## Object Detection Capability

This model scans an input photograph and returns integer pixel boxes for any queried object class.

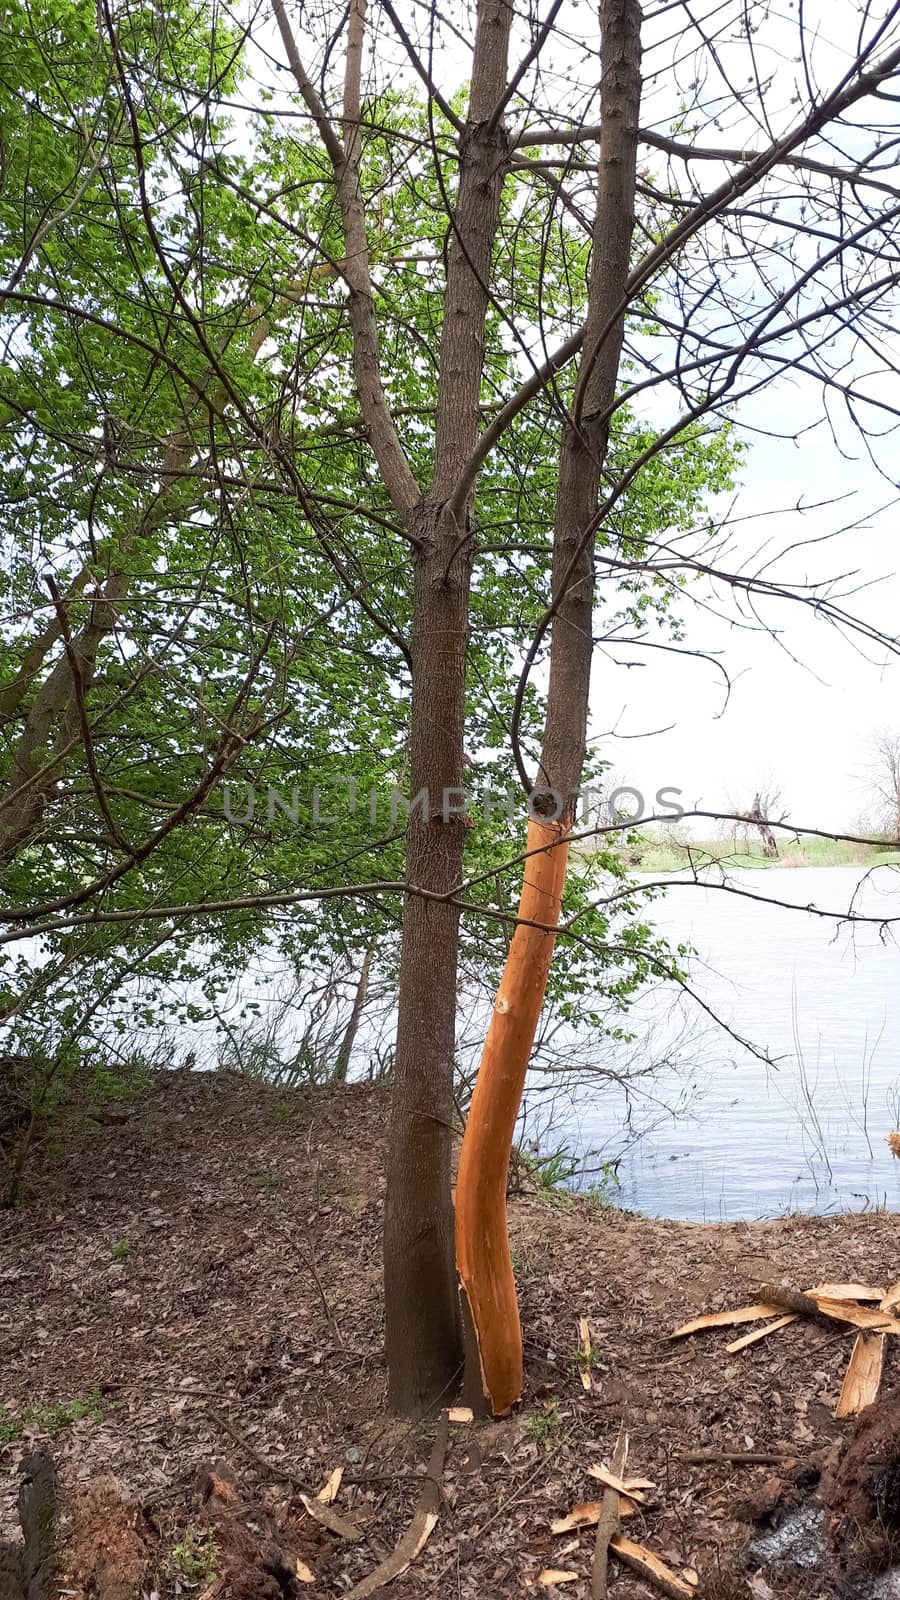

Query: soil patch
[2,1070,899,1597]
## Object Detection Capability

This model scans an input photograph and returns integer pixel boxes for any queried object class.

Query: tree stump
[823,1385,900,1573]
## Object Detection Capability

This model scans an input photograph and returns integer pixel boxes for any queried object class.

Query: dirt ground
[1,1069,898,1598]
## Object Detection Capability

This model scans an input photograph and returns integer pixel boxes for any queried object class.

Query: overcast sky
[599,365,900,834]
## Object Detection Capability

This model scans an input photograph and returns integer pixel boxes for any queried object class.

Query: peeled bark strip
[725,1313,798,1353]
[807,1282,885,1303]
[455,817,571,1412]
[609,1536,696,1599]
[672,1304,782,1339]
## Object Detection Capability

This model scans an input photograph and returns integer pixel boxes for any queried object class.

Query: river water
[546,864,900,1221]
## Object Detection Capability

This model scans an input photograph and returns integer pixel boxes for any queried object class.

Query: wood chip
[295,1558,316,1584]
[300,1493,363,1542]
[682,1568,700,1588]
[835,1332,886,1418]
[588,1464,652,1503]
[536,1571,579,1587]
[806,1282,885,1302]
[726,1314,798,1353]
[316,1466,343,1504]
[552,1498,637,1533]
[448,1406,474,1423]
[578,1316,593,1392]
[672,1304,781,1338]
[880,1281,900,1313]
[610,1534,696,1599]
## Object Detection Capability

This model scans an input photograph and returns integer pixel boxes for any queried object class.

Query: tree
[742,784,785,859]
[0,0,688,1222]
[864,733,900,840]
[3,0,900,1418]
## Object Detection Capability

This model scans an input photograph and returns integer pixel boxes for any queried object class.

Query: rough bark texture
[384,0,513,1415]
[0,1454,57,1600]
[823,1385,900,1572]
[539,0,643,808]
[453,0,642,1415]
[384,504,474,1412]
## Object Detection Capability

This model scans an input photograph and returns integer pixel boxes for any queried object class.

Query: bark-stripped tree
[4,0,900,1417]
[456,0,643,1415]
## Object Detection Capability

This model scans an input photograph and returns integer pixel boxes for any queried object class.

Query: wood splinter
[610,1534,697,1599]
[834,1332,886,1418]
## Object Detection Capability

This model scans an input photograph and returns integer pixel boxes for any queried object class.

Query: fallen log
[0,1455,56,1600]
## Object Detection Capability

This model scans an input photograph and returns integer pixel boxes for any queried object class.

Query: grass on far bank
[619,830,899,873]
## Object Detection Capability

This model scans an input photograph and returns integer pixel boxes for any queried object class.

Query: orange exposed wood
[454,817,570,1414]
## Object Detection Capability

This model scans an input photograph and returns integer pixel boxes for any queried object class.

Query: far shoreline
[606,833,900,873]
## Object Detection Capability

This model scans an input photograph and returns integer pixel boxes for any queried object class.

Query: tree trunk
[384,0,513,1414]
[454,0,643,1415]
[333,944,373,1083]
[384,507,471,1412]
[455,816,570,1412]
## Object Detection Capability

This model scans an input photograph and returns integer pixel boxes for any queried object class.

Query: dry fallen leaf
[295,1557,316,1584]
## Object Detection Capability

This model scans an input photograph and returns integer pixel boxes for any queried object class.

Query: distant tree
[743,784,785,859]
[864,733,900,841]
